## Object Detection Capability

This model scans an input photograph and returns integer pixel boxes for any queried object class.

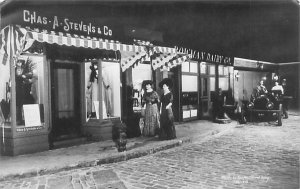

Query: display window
[182,75,198,92]
[85,60,121,121]
[181,61,198,74]
[101,61,121,119]
[131,63,152,112]
[85,61,99,120]
[15,55,45,127]
[200,62,208,74]
[0,60,11,126]
[181,60,198,120]
[218,65,233,92]
[209,64,215,75]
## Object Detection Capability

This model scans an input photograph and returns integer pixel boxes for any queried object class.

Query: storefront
[121,41,190,137]
[233,57,278,109]
[174,47,234,122]
[0,7,181,155]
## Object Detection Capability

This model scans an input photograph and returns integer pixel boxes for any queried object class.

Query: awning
[120,51,148,72]
[152,53,191,70]
[25,31,146,53]
[0,25,186,71]
[0,25,147,65]
[120,42,177,72]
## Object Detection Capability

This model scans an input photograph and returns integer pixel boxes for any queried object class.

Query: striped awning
[0,25,148,66]
[120,51,148,72]
[0,25,182,71]
[25,29,178,72]
[152,53,177,70]
[25,30,146,53]
[120,43,177,72]
[152,53,191,70]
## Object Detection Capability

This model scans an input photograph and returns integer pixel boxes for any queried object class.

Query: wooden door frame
[50,60,82,140]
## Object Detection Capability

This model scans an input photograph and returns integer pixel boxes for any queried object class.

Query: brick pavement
[0,111,299,189]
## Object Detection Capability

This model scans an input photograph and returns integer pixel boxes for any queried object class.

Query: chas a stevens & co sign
[22,9,113,37]
[176,46,233,66]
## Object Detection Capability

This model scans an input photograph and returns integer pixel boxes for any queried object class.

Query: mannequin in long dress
[86,63,99,118]
[102,67,112,118]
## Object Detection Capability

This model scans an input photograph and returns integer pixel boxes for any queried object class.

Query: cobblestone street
[1,113,299,189]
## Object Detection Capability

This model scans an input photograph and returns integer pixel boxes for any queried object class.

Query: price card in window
[191,109,198,117]
[23,104,41,127]
[182,110,191,119]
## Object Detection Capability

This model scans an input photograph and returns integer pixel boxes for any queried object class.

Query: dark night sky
[109,1,300,63]
[2,0,300,63]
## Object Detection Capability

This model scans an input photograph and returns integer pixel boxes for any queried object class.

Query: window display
[15,55,44,126]
[209,65,215,75]
[131,64,152,112]
[182,75,198,92]
[218,66,232,92]
[85,61,99,120]
[102,61,121,119]
[85,61,121,121]
[0,60,10,126]
[200,62,208,74]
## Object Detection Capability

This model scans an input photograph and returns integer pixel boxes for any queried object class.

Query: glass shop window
[102,61,121,119]
[182,75,198,92]
[85,61,99,120]
[202,64,216,92]
[209,64,215,75]
[0,60,11,126]
[131,64,152,112]
[210,77,216,91]
[218,65,230,91]
[15,55,44,126]
[181,60,198,73]
[219,77,229,91]
[181,75,198,119]
[85,61,121,121]
[200,62,208,75]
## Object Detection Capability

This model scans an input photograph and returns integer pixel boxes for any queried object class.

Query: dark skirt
[159,108,176,140]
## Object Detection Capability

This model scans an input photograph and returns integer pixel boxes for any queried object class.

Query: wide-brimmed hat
[159,78,173,89]
[142,80,153,88]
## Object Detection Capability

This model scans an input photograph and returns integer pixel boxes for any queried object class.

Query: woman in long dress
[142,80,160,136]
[159,78,176,140]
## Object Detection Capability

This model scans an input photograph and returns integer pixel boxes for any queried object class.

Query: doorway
[51,62,81,141]
[168,67,180,122]
[199,76,210,118]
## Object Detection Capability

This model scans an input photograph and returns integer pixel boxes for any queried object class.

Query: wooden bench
[248,104,282,126]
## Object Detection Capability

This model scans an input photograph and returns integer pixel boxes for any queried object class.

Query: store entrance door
[199,76,210,118]
[51,63,81,141]
[168,67,180,122]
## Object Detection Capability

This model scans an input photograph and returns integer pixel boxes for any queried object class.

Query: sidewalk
[0,120,237,181]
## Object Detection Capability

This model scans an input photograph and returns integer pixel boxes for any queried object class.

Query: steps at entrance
[53,137,89,149]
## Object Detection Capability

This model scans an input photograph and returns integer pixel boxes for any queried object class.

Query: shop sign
[22,9,113,37]
[176,46,233,66]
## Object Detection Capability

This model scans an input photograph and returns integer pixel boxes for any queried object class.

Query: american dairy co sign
[176,46,233,66]
[22,10,113,37]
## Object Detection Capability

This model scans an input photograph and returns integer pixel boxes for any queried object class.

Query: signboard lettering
[176,46,233,66]
[23,10,113,37]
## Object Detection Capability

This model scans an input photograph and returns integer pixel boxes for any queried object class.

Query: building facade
[0,4,184,155]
